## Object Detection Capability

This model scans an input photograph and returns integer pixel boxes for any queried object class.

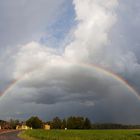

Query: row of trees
[20,116,140,129]
[0,119,20,129]
[2,116,140,129]
[50,116,91,129]
[92,123,140,129]
[25,116,91,129]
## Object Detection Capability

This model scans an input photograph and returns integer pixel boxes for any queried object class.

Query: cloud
[65,0,118,61]
[0,0,140,123]
[65,0,140,75]
[1,39,138,123]
[0,0,65,47]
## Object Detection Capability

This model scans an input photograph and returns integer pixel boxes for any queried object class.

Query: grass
[19,129,140,140]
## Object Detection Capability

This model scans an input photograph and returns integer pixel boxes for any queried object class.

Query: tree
[26,116,43,129]
[61,119,67,129]
[83,118,91,129]
[67,116,85,129]
[9,119,20,129]
[51,117,62,129]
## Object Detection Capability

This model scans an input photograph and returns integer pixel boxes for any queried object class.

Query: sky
[0,0,140,124]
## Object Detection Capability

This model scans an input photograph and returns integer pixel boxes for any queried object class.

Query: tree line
[24,116,140,129]
[25,116,91,129]
[49,116,91,129]
[1,116,140,129]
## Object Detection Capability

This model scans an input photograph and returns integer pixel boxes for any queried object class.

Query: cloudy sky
[0,0,140,124]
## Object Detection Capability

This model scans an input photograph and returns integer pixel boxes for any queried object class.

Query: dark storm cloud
[10,62,140,107]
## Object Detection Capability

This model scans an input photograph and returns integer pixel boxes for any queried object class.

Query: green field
[19,129,140,140]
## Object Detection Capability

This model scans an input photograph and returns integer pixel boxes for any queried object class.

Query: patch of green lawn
[19,129,140,140]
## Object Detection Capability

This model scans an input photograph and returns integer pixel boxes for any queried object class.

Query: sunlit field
[19,129,140,140]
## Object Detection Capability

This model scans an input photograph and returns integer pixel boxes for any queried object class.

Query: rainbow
[77,63,139,99]
[0,62,139,100]
[0,73,28,97]
[0,68,36,97]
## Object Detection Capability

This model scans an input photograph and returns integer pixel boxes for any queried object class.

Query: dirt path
[0,130,22,140]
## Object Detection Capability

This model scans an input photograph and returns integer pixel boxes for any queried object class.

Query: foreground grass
[19,129,140,140]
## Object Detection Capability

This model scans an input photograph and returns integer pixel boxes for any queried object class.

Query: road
[0,130,22,140]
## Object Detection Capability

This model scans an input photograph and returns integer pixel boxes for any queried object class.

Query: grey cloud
[10,61,139,107]
[0,0,65,47]
[0,0,140,124]
[0,0,65,92]
[106,0,140,92]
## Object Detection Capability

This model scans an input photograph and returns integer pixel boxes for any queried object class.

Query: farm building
[16,124,32,130]
[44,124,50,130]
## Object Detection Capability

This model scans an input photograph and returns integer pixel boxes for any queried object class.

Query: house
[0,120,11,129]
[44,124,50,130]
[16,124,32,130]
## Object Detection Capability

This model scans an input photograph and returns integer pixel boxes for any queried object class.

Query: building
[16,124,32,130]
[44,124,50,130]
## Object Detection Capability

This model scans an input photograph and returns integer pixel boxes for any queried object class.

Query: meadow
[19,129,140,140]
